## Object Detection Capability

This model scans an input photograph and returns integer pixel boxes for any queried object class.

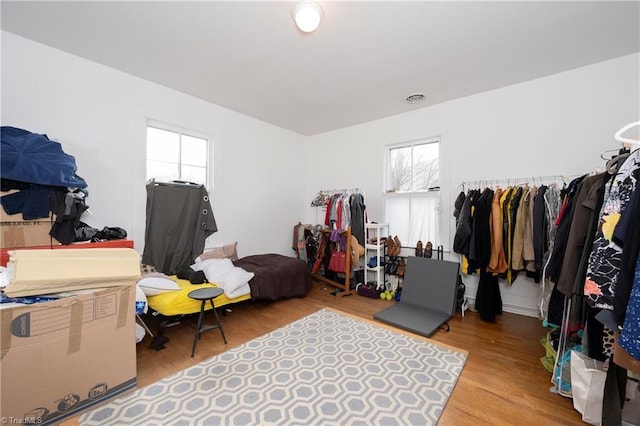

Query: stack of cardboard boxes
[0,204,59,249]
[0,248,140,425]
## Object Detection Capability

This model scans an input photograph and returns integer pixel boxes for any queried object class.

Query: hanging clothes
[349,192,366,245]
[511,184,531,272]
[523,185,537,277]
[532,185,549,276]
[142,181,217,275]
[469,188,492,272]
[546,175,586,285]
[619,255,640,361]
[502,186,518,284]
[585,149,640,309]
[453,190,474,256]
[316,189,366,245]
[456,178,567,322]
[555,173,609,297]
[614,170,640,328]
[539,185,562,320]
[475,270,503,322]
[488,187,507,274]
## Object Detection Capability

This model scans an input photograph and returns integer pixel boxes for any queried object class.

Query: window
[384,137,440,249]
[146,123,210,187]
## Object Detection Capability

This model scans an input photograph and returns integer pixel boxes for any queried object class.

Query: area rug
[80,308,468,425]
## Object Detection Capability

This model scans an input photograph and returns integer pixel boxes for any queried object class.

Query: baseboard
[466,297,541,319]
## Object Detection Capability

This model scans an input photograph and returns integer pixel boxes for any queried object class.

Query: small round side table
[188,287,228,357]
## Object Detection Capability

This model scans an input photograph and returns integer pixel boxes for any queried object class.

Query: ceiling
[2,1,639,136]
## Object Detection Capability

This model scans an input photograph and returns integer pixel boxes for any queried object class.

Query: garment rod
[460,175,566,191]
[317,188,360,194]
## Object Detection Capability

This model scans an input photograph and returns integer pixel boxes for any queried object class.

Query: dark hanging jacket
[453,191,474,255]
[556,173,608,297]
[471,188,493,271]
[349,193,366,246]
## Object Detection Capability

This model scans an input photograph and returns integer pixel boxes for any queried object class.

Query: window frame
[145,120,211,190]
[383,136,441,249]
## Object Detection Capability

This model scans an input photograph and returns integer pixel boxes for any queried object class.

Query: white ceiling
[2,1,639,136]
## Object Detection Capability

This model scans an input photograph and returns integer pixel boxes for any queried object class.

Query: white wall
[306,53,640,317]
[1,31,307,258]
[3,30,639,317]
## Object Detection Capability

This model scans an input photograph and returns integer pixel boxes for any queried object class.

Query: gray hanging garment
[142,181,217,275]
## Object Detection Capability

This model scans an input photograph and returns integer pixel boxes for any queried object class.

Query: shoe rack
[364,223,388,289]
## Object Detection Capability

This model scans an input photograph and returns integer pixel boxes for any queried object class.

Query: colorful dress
[585,150,640,309]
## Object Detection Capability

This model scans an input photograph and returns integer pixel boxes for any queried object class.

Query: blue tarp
[1,126,87,188]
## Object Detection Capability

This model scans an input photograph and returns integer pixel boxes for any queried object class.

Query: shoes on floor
[424,241,433,258]
[386,235,394,256]
[386,235,402,257]
[397,258,406,276]
[392,236,402,256]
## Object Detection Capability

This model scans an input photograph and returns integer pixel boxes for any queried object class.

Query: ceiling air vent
[405,93,426,104]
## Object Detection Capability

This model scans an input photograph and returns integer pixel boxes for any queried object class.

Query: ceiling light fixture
[292,1,323,33]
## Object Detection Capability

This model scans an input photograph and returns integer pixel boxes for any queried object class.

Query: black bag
[92,226,127,241]
[74,221,99,242]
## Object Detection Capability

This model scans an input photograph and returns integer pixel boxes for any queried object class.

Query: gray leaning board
[374,256,460,337]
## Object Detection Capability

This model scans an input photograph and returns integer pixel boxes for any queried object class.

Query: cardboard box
[0,286,137,425]
[4,248,142,298]
[0,239,135,268]
[0,208,58,249]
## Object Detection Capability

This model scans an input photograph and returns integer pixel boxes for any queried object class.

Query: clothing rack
[460,175,566,192]
[317,187,360,195]
[312,226,355,298]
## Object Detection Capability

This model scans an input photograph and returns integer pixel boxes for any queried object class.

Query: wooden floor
[125,279,585,426]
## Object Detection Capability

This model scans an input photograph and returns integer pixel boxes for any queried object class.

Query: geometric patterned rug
[80,308,467,426]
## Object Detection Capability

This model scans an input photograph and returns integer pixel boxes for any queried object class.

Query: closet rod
[317,187,360,195]
[460,175,566,191]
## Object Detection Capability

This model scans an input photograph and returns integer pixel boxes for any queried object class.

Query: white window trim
[146,119,212,190]
[383,136,442,250]
[384,136,440,194]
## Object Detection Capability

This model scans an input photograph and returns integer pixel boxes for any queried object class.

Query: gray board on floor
[374,256,460,337]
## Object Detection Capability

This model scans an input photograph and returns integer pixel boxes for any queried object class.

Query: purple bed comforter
[233,254,313,300]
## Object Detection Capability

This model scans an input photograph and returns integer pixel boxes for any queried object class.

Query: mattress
[146,276,251,317]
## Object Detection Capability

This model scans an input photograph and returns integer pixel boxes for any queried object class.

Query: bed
[234,254,313,300]
[140,252,313,345]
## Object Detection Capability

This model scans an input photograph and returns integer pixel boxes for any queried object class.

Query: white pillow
[225,282,251,299]
[137,276,180,296]
[223,267,255,293]
[195,258,254,295]
[193,258,235,282]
